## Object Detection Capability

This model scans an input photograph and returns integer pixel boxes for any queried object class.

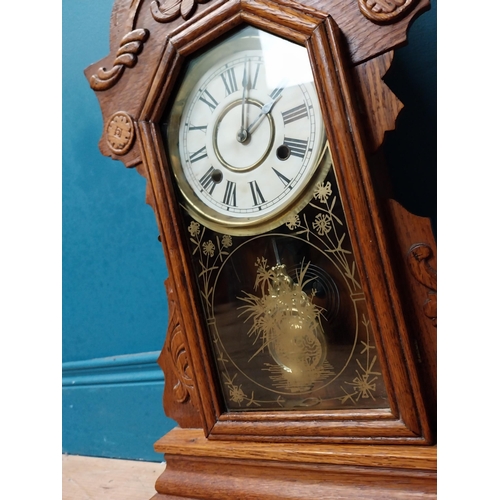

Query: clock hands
[236,90,283,144]
[237,58,250,143]
[246,94,282,136]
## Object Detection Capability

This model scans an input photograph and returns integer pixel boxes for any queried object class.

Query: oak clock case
[161,27,389,413]
[86,0,437,496]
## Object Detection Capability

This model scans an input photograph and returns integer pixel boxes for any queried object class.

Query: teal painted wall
[62,0,169,362]
[62,0,175,462]
[62,0,436,462]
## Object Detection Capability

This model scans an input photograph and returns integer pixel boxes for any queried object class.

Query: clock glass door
[162,26,389,412]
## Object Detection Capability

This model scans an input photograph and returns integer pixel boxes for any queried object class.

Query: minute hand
[247,95,282,135]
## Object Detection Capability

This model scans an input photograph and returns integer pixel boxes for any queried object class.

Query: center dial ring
[214,98,275,173]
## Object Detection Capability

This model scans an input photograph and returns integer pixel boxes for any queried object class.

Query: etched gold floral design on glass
[238,259,333,393]
[181,164,389,411]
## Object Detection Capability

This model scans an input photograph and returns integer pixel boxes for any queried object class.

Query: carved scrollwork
[157,278,203,427]
[407,243,437,327]
[150,0,211,23]
[163,279,196,404]
[90,29,149,91]
[168,324,195,403]
[358,0,417,24]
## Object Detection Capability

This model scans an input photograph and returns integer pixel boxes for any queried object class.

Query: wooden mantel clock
[85,0,437,497]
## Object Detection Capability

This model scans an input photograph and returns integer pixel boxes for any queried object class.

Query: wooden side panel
[384,199,437,433]
[352,51,404,152]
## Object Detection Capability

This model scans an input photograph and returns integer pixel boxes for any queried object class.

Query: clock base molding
[152,427,437,499]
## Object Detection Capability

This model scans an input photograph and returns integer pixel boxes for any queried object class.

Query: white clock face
[165,27,328,235]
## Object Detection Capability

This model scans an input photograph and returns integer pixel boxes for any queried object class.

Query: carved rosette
[151,0,212,23]
[407,243,437,327]
[358,0,417,24]
[90,28,149,91]
[106,111,135,155]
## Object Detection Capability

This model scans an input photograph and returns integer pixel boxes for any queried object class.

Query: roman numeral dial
[199,90,218,111]
[199,167,220,195]
[221,67,238,95]
[249,180,266,207]
[282,103,309,124]
[189,146,208,163]
[223,181,237,207]
[283,137,309,159]
[166,27,327,235]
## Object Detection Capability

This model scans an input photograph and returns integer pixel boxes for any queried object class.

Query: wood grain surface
[155,427,436,470]
[153,428,436,499]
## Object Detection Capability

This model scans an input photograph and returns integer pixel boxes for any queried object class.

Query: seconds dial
[165,27,328,235]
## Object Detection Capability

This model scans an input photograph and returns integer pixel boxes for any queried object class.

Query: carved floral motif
[150,0,211,23]
[90,29,149,91]
[407,243,437,327]
[358,0,416,24]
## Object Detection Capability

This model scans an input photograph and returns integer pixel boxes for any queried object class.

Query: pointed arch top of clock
[140,0,342,125]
